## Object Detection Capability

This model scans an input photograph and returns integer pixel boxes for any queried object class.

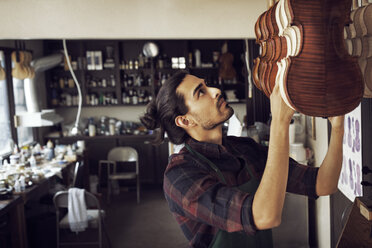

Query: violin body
[219,52,236,80]
[363,2,372,96]
[11,51,28,80]
[254,0,364,117]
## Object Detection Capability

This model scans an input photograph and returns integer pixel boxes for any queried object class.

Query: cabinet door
[154,141,169,185]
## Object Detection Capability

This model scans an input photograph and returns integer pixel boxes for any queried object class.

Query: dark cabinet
[43,39,251,108]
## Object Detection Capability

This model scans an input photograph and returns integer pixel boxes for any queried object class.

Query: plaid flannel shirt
[163,136,319,248]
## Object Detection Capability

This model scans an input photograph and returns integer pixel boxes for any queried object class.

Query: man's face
[176,74,234,130]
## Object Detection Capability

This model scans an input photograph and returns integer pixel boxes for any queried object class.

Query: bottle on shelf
[138,54,145,68]
[127,74,133,86]
[122,90,130,104]
[88,118,96,137]
[109,118,116,135]
[100,116,107,135]
[102,78,107,87]
[132,90,138,105]
[110,74,116,87]
[129,60,133,70]
[158,54,164,69]
[122,73,128,87]
[194,49,201,68]
[134,60,139,70]
[188,52,193,67]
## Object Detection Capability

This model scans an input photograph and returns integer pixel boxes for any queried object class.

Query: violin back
[253,0,364,117]
[286,0,363,117]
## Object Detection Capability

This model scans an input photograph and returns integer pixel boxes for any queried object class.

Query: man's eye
[198,89,205,97]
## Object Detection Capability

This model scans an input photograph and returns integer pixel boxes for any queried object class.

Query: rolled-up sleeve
[286,158,319,199]
[240,193,257,234]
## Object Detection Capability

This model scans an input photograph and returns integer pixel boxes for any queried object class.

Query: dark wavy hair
[140,70,190,144]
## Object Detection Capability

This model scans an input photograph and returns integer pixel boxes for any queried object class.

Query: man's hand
[270,83,295,125]
[328,115,345,131]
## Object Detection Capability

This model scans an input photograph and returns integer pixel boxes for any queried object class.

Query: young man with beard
[140,70,344,248]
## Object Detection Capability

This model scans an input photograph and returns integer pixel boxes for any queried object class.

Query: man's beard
[199,105,234,130]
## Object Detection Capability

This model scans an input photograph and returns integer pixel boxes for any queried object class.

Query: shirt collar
[185,137,230,160]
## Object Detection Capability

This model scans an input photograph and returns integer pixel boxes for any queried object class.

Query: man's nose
[208,86,221,98]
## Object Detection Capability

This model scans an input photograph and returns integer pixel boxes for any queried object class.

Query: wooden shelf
[121,68,152,74]
[56,87,78,92]
[45,133,157,141]
[123,86,152,90]
[189,67,218,70]
[85,87,117,92]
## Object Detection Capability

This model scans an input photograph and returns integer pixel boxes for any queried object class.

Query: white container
[29,155,37,168]
[290,143,306,162]
[88,123,96,137]
[77,140,85,151]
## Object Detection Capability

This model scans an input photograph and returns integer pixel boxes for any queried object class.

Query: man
[140,70,344,248]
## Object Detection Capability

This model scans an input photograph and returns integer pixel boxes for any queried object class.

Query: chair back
[53,190,100,210]
[107,147,138,162]
[72,161,84,188]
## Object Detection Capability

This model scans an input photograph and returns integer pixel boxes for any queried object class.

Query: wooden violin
[11,41,35,80]
[219,42,236,80]
[253,0,289,97]
[253,0,302,100]
[344,0,372,97]
[0,62,5,81]
[363,0,372,96]
[254,0,364,117]
[11,50,28,80]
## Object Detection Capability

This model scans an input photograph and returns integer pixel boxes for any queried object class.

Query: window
[0,51,13,155]
[13,77,34,146]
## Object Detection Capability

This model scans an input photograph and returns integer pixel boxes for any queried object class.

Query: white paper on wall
[338,104,363,201]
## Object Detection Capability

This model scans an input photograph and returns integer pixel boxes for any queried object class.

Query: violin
[0,63,5,81]
[11,50,28,80]
[344,0,372,97]
[254,0,364,117]
[253,1,285,97]
[24,51,35,79]
[253,0,301,99]
[363,0,372,97]
[219,42,236,80]
[11,41,35,80]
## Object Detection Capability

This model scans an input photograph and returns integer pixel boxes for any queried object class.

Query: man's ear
[175,115,195,129]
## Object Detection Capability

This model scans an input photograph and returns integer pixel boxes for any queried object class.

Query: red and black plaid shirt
[163,136,319,248]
